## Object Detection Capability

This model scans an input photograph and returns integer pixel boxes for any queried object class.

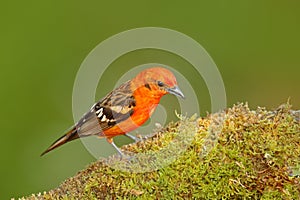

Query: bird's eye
[157,81,164,87]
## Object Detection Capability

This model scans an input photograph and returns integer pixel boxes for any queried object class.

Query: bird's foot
[113,150,136,162]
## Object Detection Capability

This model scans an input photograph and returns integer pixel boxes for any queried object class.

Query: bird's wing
[75,80,136,137]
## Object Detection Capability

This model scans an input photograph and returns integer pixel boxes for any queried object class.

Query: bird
[41,67,185,157]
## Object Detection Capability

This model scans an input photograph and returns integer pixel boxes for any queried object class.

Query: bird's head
[133,67,185,99]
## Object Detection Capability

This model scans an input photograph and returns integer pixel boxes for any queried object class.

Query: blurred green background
[1,1,299,199]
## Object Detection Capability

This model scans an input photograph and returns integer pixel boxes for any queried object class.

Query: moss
[19,102,300,199]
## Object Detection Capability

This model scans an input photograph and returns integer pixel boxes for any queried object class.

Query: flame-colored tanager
[41,67,184,157]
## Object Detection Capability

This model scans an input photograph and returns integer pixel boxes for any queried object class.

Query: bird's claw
[115,151,136,161]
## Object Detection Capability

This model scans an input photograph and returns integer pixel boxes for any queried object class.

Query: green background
[1,1,299,199]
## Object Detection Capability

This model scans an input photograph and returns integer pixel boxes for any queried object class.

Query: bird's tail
[41,126,79,156]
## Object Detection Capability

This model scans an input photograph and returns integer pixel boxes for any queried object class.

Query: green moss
[21,103,300,199]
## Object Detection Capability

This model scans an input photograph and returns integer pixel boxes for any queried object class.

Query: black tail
[41,127,79,156]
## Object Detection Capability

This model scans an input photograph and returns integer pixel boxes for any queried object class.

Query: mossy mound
[21,103,300,199]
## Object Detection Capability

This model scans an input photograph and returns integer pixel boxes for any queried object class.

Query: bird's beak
[167,86,185,99]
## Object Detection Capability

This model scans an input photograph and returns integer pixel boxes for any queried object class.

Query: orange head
[132,67,185,99]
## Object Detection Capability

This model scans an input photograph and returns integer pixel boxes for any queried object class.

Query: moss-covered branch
[19,103,300,199]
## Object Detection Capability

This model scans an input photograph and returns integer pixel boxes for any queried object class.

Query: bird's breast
[102,87,162,137]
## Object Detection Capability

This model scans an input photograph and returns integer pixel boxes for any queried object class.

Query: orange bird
[41,67,184,157]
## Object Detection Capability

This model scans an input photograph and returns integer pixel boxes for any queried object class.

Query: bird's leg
[125,133,139,142]
[106,137,124,158]
[125,133,149,142]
